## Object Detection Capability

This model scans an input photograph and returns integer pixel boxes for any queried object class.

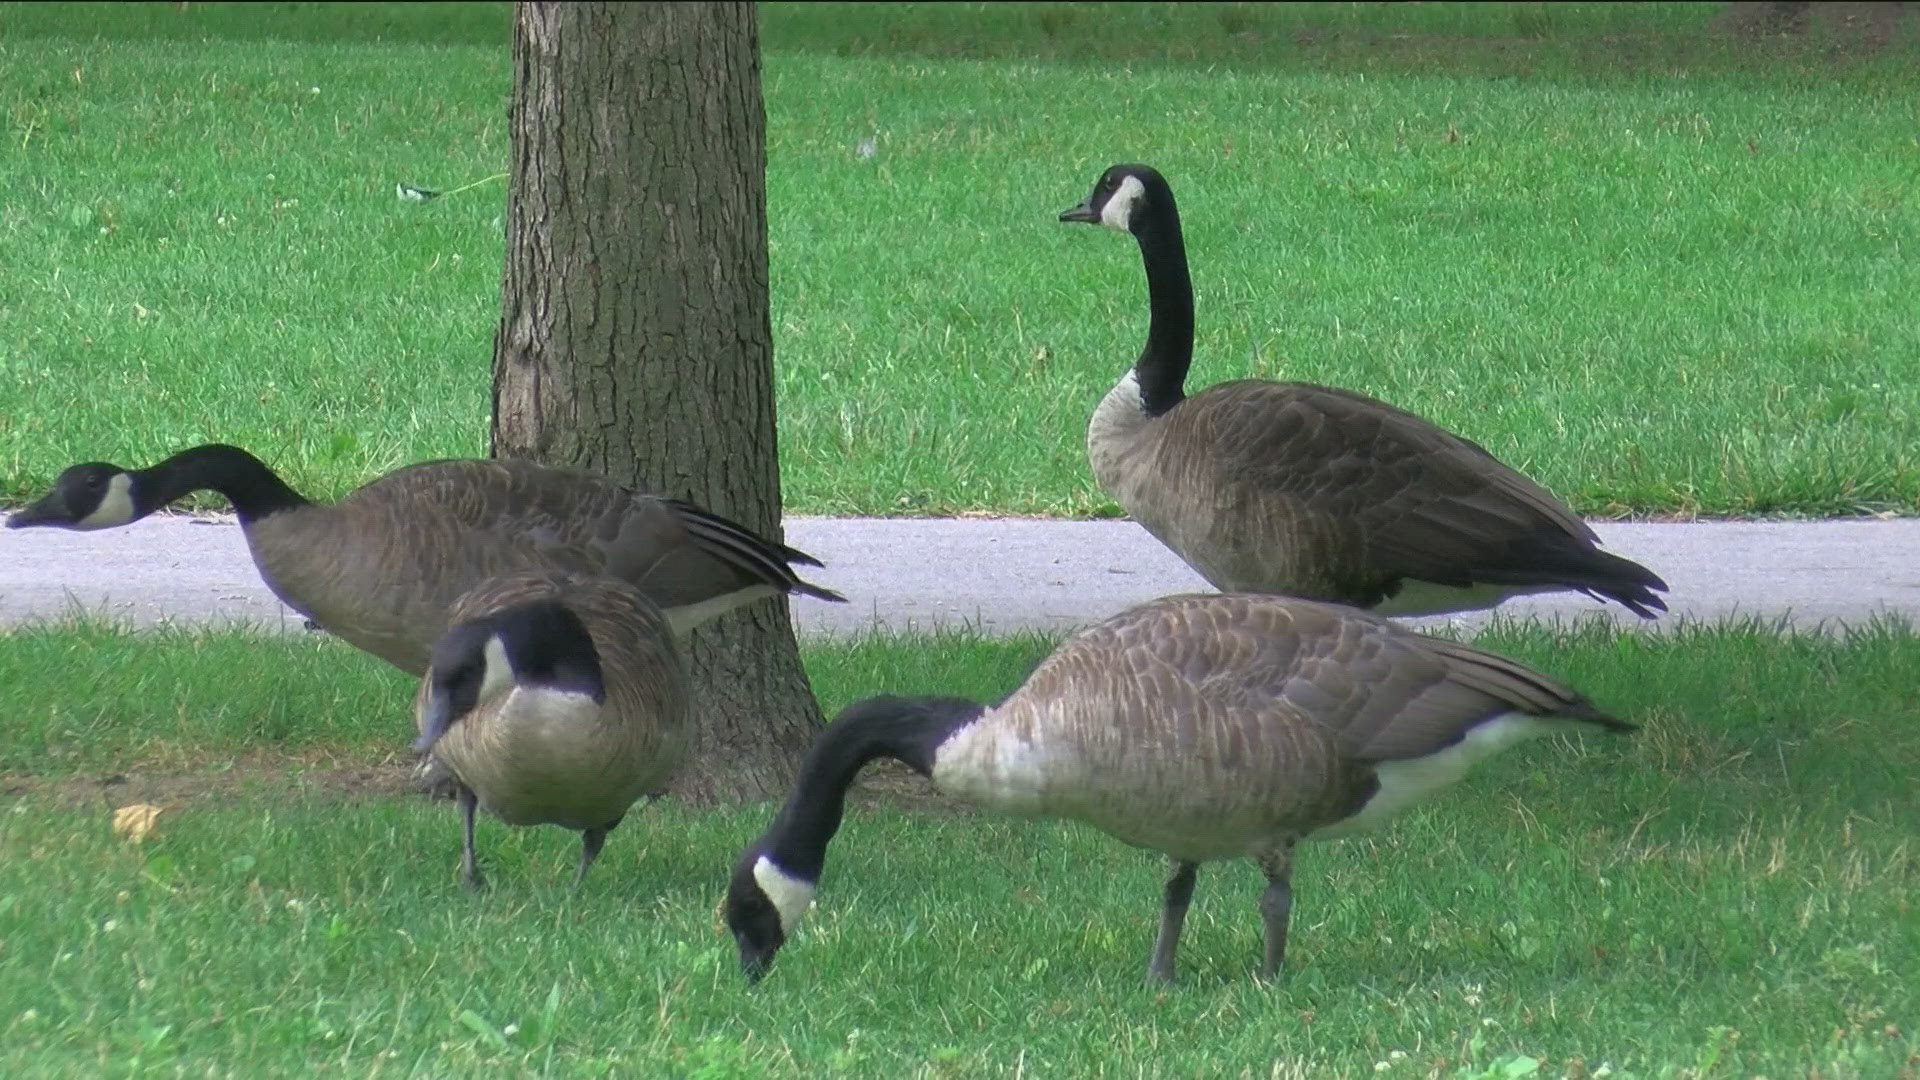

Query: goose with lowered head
[724,592,1632,983]
[8,443,844,674]
[414,570,689,889]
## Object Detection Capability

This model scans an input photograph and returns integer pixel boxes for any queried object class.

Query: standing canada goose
[725,592,1631,984]
[7,444,844,673]
[415,570,689,888]
[1059,164,1668,619]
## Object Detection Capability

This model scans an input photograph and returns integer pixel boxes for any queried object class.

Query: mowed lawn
[0,2,1916,517]
[0,619,1917,1075]
[2,4,1918,1076]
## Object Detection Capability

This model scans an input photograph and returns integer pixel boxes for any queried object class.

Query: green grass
[0,616,1062,777]
[1,3,1917,519]
[0,619,1916,1075]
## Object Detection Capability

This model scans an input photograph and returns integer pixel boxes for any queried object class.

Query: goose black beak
[736,933,777,985]
[6,497,62,529]
[415,694,455,754]
[1059,200,1099,224]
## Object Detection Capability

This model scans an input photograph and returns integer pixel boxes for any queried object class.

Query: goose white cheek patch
[76,473,137,529]
[479,636,515,702]
[1100,175,1146,233]
[753,855,817,935]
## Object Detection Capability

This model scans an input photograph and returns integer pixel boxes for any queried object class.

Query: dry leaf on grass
[111,803,166,843]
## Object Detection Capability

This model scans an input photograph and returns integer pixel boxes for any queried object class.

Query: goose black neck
[1132,203,1194,418]
[758,696,984,880]
[493,601,607,704]
[137,444,310,525]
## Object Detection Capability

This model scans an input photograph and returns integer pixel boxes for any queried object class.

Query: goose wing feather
[1100,595,1611,763]
[990,591,1620,803]
[373,459,818,606]
[1164,381,1605,591]
[255,458,837,673]
[975,597,1356,853]
[975,595,1619,848]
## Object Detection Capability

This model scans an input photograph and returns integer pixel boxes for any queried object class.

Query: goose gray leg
[1149,859,1199,984]
[458,785,485,891]
[1256,847,1294,980]
[575,818,620,889]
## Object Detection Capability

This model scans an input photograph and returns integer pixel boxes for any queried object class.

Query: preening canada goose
[7,443,844,673]
[1059,164,1668,619]
[725,592,1631,983]
[414,571,689,888]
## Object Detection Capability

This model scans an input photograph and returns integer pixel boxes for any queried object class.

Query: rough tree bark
[491,1,822,803]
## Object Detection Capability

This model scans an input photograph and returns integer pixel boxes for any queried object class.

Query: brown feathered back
[933,593,1625,861]
[251,457,839,673]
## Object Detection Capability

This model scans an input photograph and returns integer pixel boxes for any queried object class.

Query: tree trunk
[491,0,821,804]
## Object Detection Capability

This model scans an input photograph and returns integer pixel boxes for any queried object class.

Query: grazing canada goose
[7,443,844,673]
[1059,163,1668,619]
[725,592,1631,983]
[415,571,689,888]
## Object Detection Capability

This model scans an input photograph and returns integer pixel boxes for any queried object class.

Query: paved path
[2,515,1915,636]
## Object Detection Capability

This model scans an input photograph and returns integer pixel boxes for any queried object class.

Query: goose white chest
[1086,371,1160,508]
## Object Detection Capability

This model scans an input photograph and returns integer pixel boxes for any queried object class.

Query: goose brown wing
[991,595,1364,832]
[1170,381,1664,612]
[1246,598,1629,762]
[353,459,842,609]
[971,595,1622,851]
[1018,595,1623,767]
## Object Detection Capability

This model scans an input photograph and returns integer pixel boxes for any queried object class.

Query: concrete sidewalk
[1,515,1915,636]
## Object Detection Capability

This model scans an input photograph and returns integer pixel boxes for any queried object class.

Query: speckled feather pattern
[248,458,813,674]
[1090,376,1632,609]
[415,572,690,831]
[932,593,1615,862]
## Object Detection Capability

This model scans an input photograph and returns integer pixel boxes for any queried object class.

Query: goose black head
[724,846,816,984]
[8,462,138,530]
[1059,163,1173,236]
[416,599,605,753]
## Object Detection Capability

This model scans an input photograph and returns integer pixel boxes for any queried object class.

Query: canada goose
[415,570,689,888]
[725,592,1631,983]
[1059,164,1668,619]
[7,443,844,673]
